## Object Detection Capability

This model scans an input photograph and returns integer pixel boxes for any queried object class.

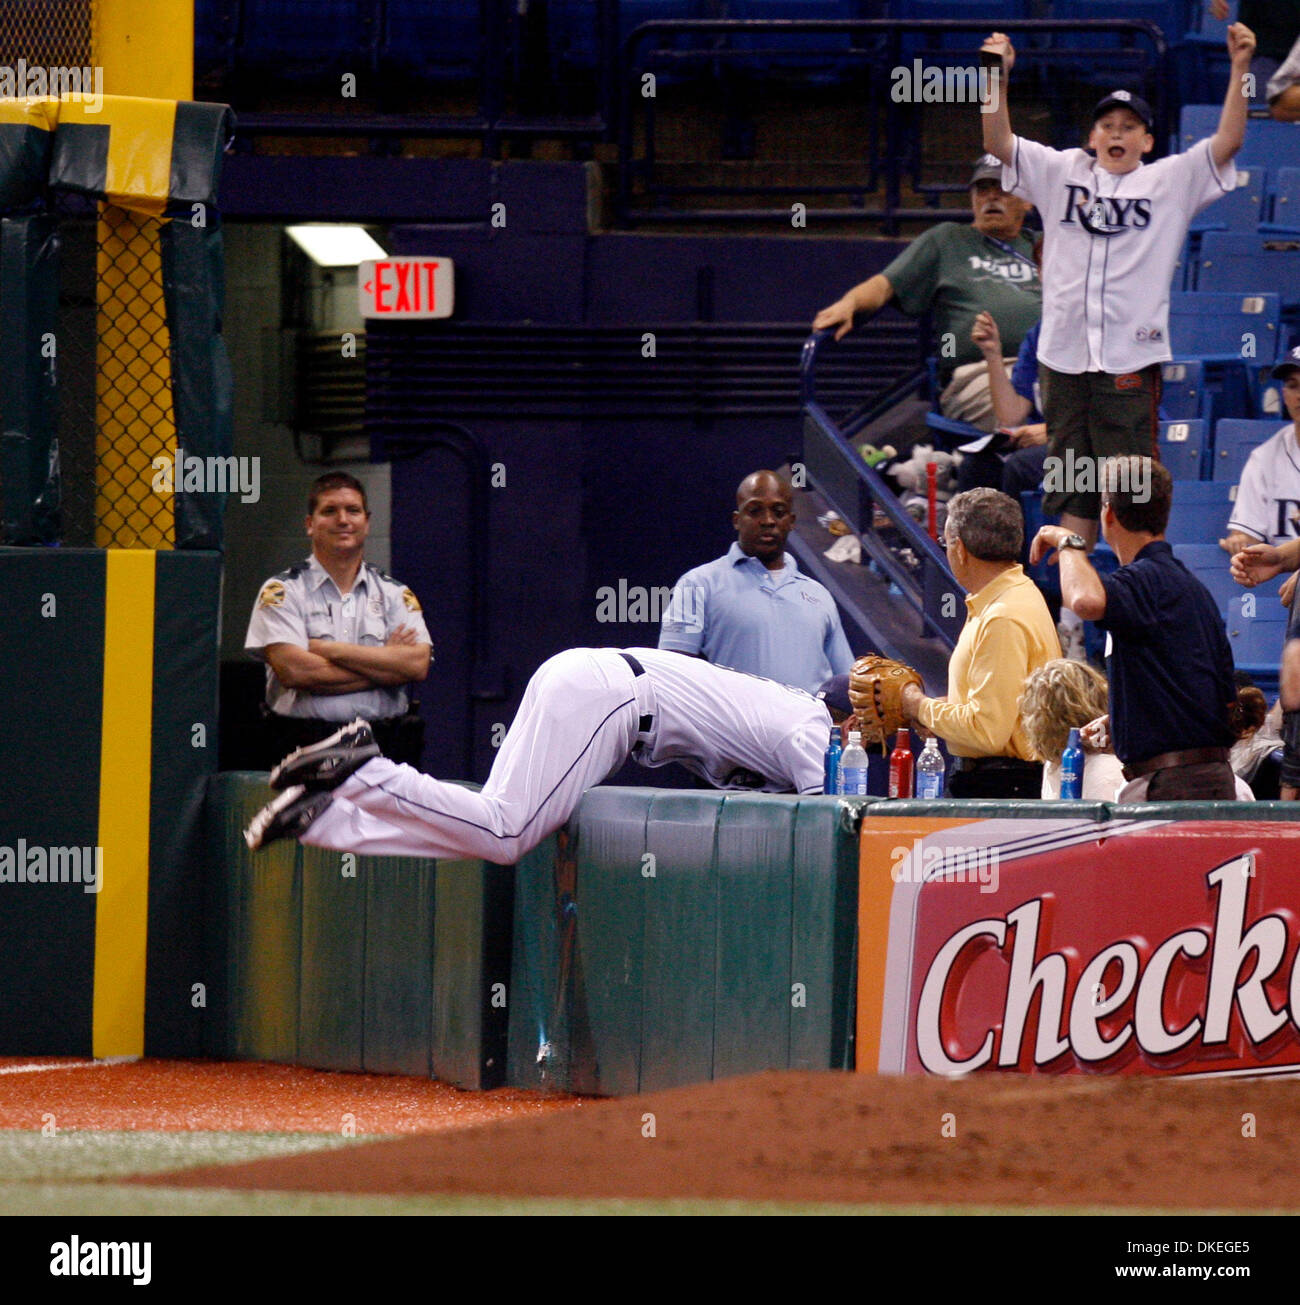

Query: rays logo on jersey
[1061,183,1151,236]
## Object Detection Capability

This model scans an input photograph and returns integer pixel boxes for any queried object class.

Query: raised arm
[812,273,895,341]
[980,32,1016,165]
[971,311,1034,426]
[1030,526,1107,621]
[1210,23,1257,169]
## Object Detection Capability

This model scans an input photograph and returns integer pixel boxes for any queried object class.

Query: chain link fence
[0,0,93,69]
[95,205,176,548]
[0,3,185,547]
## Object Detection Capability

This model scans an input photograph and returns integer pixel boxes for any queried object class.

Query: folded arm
[309,626,431,686]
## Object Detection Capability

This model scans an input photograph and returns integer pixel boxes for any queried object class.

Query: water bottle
[840,730,870,797]
[1059,727,1084,799]
[916,736,945,799]
[889,728,914,799]
[823,728,842,796]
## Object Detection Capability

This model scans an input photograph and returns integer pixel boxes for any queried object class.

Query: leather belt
[1122,746,1231,782]
[619,652,654,735]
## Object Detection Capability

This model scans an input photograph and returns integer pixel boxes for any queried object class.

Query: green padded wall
[207,773,510,1088]
[298,844,365,1072]
[362,857,436,1077]
[508,788,871,1095]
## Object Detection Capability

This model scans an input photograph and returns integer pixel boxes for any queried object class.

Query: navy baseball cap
[816,673,853,717]
[969,153,1004,187]
[1093,90,1154,130]
[1270,345,1300,380]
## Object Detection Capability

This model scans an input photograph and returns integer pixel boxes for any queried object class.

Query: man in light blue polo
[658,469,853,692]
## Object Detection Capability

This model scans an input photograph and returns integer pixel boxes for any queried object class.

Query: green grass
[0,1130,1289,1216]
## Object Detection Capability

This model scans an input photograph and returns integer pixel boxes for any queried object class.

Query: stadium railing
[617,15,1170,227]
[799,327,963,650]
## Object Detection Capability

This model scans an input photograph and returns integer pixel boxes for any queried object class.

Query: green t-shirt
[883,223,1042,382]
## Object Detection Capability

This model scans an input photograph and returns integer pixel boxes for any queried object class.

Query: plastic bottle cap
[848,731,862,745]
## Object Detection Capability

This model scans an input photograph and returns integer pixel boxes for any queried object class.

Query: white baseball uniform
[299,647,832,864]
[1002,135,1235,374]
[1225,424,1300,545]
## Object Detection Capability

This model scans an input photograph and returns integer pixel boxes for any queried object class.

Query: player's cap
[1092,90,1154,130]
[1269,345,1300,380]
[969,154,1004,187]
[816,673,853,717]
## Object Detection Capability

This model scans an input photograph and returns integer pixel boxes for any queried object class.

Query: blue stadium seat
[1177,104,1221,154]
[891,1,1030,57]
[1165,479,1233,545]
[383,0,479,79]
[239,0,371,70]
[1237,119,1300,172]
[1252,364,1287,420]
[1020,489,1058,591]
[1225,593,1290,676]
[1190,167,1266,234]
[1157,419,1206,481]
[1197,233,1300,311]
[1263,167,1300,234]
[728,1,856,80]
[1168,292,1281,364]
[1211,417,1287,483]
[1160,360,1205,419]
[1175,543,1240,613]
[1047,1,1174,89]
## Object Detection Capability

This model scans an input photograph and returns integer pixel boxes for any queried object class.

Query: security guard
[244,471,432,766]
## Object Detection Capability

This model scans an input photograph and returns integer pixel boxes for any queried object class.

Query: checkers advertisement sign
[858,818,1300,1079]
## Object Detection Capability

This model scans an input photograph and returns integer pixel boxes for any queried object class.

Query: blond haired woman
[1020,660,1126,800]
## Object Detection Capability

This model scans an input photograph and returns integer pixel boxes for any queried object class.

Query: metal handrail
[800,328,962,650]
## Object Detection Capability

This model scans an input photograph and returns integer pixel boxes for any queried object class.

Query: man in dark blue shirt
[1030,456,1237,800]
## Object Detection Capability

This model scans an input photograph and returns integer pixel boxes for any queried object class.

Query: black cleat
[269,718,381,791]
[244,785,333,850]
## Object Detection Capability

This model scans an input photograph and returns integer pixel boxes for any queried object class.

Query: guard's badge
[258,580,286,608]
[401,587,422,612]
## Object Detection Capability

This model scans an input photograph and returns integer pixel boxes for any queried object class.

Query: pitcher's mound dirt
[136,1069,1300,1208]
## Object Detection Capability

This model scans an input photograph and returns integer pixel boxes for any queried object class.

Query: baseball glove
[847,654,924,746]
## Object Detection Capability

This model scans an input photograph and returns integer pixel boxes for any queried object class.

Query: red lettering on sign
[373,261,391,313]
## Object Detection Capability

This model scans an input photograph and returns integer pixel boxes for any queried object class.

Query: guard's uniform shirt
[1098,541,1235,765]
[244,556,432,723]
[658,543,853,693]
[1004,136,1235,375]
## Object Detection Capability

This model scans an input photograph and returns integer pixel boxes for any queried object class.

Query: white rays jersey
[1225,425,1300,545]
[300,647,833,866]
[625,647,830,794]
[1002,136,1235,374]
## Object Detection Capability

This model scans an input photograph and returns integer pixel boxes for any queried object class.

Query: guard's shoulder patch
[401,586,422,612]
[258,579,287,608]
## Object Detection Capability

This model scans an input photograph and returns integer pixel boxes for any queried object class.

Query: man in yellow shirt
[899,487,1061,797]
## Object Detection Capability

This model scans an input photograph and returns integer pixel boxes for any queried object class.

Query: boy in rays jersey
[978,23,1256,557]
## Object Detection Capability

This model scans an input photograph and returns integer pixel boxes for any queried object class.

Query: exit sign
[358,257,454,318]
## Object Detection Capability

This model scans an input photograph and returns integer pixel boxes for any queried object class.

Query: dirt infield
[0,1059,583,1134]
[136,1069,1300,1209]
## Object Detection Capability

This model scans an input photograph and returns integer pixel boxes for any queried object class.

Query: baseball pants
[300,648,650,864]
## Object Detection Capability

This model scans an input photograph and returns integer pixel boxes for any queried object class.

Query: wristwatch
[1058,532,1087,551]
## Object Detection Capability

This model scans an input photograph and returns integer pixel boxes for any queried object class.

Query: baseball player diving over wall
[244,647,867,864]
